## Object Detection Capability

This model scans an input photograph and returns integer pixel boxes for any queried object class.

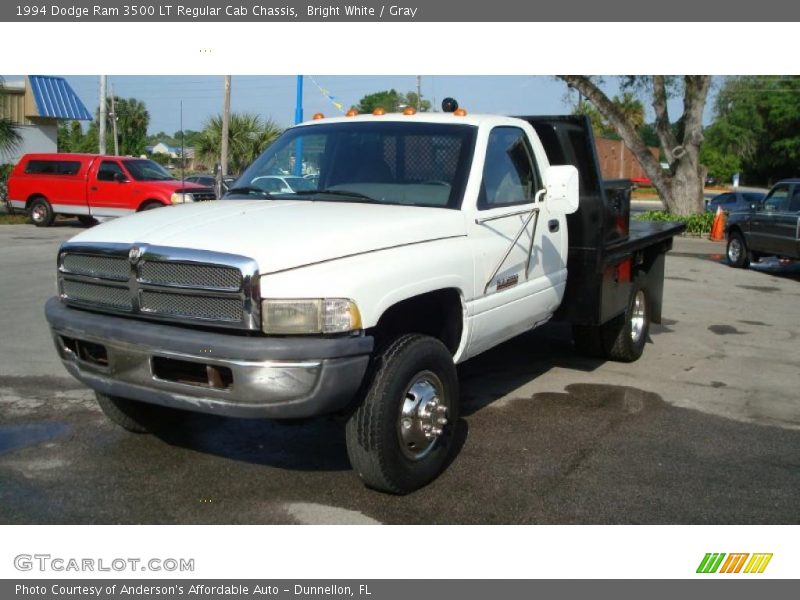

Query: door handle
[90,186,98,191]
[548,219,560,232]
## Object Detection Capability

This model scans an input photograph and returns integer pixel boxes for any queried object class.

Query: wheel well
[138,199,165,211]
[26,194,47,208]
[727,224,743,239]
[370,289,463,355]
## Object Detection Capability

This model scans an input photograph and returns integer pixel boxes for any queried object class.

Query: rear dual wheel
[573,281,650,363]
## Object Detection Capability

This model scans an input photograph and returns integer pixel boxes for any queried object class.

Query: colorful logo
[697,553,773,574]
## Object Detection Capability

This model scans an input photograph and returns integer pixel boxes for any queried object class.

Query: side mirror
[545,165,579,214]
[114,172,128,183]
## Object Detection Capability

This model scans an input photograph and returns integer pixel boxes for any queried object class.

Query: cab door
[87,160,135,216]
[465,125,566,358]
[752,183,791,254]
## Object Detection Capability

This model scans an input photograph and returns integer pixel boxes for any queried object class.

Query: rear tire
[95,392,188,434]
[573,281,650,363]
[345,334,459,494]
[28,197,55,227]
[726,231,750,268]
[77,215,97,227]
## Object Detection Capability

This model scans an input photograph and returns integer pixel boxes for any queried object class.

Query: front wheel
[139,201,164,211]
[345,334,459,494]
[726,231,750,268]
[95,392,188,434]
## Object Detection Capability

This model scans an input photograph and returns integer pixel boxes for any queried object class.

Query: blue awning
[28,75,92,121]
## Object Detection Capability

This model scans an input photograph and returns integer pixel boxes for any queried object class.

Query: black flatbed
[520,115,686,327]
[607,220,686,259]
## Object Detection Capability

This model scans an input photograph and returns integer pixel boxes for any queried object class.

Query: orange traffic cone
[710,205,726,241]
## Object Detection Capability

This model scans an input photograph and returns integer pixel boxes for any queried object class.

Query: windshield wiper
[303,189,380,203]
[225,186,273,198]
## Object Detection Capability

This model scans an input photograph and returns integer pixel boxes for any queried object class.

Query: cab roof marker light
[346,109,359,117]
[372,107,386,116]
[312,112,325,120]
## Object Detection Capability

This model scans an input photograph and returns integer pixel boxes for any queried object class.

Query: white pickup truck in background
[45,102,684,494]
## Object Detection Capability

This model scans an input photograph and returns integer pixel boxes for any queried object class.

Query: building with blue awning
[1,75,92,164]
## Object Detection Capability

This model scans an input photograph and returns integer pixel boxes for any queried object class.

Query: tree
[559,76,711,215]
[57,121,87,153]
[0,78,22,159]
[109,97,150,156]
[702,76,800,185]
[354,89,431,113]
[195,113,282,175]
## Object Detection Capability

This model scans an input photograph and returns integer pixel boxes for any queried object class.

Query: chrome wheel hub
[398,371,448,461]
[32,206,45,222]
[630,290,646,343]
[728,238,742,263]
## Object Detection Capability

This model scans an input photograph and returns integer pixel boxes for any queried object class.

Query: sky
[4,75,718,137]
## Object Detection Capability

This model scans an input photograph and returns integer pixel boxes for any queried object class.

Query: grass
[0,212,29,225]
[634,210,715,235]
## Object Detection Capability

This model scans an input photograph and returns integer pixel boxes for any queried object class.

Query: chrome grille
[62,280,132,310]
[139,261,241,290]
[140,291,243,322]
[62,254,129,281]
[57,243,260,330]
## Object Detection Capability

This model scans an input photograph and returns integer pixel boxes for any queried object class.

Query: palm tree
[612,92,645,131]
[109,97,150,156]
[195,113,282,175]
[0,78,22,159]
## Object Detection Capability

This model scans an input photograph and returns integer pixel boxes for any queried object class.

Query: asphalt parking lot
[1,221,799,524]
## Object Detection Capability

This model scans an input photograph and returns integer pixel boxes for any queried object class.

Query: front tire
[345,334,459,494]
[726,231,750,268]
[95,392,188,434]
[29,197,55,227]
[573,281,650,363]
[139,201,164,211]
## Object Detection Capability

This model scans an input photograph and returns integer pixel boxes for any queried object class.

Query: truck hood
[68,200,467,274]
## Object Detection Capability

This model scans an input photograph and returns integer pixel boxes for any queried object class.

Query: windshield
[122,159,175,181]
[232,121,478,208]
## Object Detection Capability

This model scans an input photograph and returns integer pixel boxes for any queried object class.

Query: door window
[763,185,790,211]
[479,127,540,209]
[788,188,800,212]
[97,161,127,182]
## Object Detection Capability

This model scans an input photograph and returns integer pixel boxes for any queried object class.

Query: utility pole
[416,75,422,111]
[180,100,185,186]
[110,83,119,155]
[293,75,303,177]
[221,75,231,177]
[98,75,107,154]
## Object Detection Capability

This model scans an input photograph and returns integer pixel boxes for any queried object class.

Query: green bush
[634,210,715,234]
[0,163,13,211]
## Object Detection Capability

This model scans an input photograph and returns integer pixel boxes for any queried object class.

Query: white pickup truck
[45,104,684,494]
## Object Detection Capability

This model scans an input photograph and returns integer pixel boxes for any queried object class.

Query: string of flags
[308,76,346,114]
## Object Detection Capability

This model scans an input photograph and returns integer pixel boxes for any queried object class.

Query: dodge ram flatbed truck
[45,107,685,494]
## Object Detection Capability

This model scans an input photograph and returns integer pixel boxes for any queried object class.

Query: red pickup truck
[7,153,216,227]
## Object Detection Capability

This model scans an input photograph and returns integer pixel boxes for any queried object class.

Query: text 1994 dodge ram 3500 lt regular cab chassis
[45,108,685,494]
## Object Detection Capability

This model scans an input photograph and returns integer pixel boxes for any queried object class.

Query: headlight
[170,192,194,204]
[262,298,362,335]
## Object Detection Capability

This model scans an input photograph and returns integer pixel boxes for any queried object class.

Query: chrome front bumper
[45,298,372,418]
